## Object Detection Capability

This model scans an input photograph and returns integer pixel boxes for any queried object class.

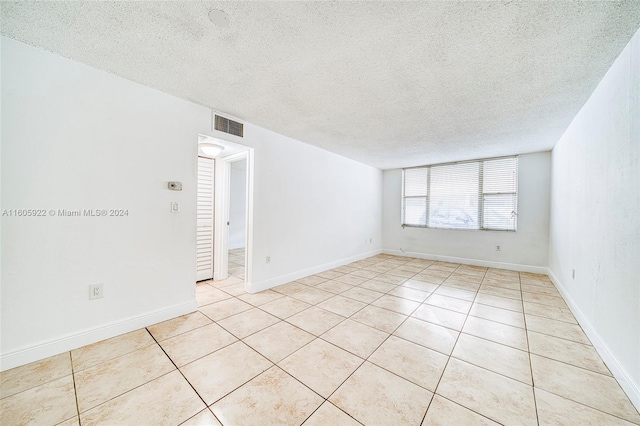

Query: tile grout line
[520,271,541,426]
[146,329,223,425]
[69,351,82,426]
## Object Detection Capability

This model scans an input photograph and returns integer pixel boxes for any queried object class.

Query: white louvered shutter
[196,157,215,281]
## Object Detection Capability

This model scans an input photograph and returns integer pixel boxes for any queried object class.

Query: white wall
[1,37,209,369]
[1,37,383,368]
[225,124,383,292]
[548,29,640,408]
[382,152,550,272]
[228,159,247,250]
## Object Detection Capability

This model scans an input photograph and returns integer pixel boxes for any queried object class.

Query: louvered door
[196,157,215,281]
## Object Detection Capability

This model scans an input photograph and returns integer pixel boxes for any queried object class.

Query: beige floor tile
[244,321,314,362]
[316,270,344,280]
[259,296,312,319]
[463,316,528,351]
[303,401,361,426]
[369,335,447,391]
[1,352,71,399]
[433,285,476,301]
[198,297,253,321]
[315,279,354,294]
[273,281,309,295]
[278,339,362,397]
[451,270,486,282]
[426,294,473,313]
[334,265,359,274]
[388,285,431,302]
[237,289,284,306]
[412,304,467,331]
[71,329,155,372]
[217,282,246,296]
[289,287,335,304]
[0,375,77,425]
[525,315,590,345]
[441,279,480,292]
[530,354,640,423]
[522,292,567,308]
[374,273,408,285]
[330,361,432,425]
[180,341,272,405]
[528,331,610,375]
[387,268,417,278]
[210,275,243,288]
[321,319,389,358]
[80,370,205,425]
[482,277,521,290]
[75,344,175,412]
[351,305,407,333]
[286,306,345,335]
[469,303,525,328]
[359,279,397,293]
[416,273,446,285]
[478,284,522,300]
[423,395,500,426]
[211,366,322,425]
[535,388,637,426]
[350,269,382,279]
[298,275,331,286]
[521,283,561,296]
[180,409,221,425]
[333,274,369,286]
[196,285,232,306]
[147,311,212,342]
[57,416,80,426]
[436,358,537,425]
[160,323,237,366]
[317,294,367,317]
[341,286,384,303]
[216,308,280,339]
[486,269,520,280]
[523,301,577,323]
[474,293,523,312]
[372,294,420,315]
[401,279,439,292]
[394,317,459,355]
[452,333,532,384]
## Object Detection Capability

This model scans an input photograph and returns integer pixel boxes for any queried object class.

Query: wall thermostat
[168,181,183,191]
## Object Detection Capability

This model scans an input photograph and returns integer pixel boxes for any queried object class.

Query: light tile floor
[2,254,639,425]
[228,248,245,280]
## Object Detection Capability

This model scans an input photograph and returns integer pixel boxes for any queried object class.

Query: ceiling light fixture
[199,142,225,157]
[208,9,230,28]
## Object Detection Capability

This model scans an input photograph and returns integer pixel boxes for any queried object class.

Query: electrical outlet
[496,245,501,251]
[572,269,575,279]
[89,283,103,300]
[266,256,271,264]
[171,202,179,213]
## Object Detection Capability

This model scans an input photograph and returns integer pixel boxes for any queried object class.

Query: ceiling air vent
[214,114,243,137]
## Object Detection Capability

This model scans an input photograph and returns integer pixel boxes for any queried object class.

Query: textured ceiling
[2,1,640,169]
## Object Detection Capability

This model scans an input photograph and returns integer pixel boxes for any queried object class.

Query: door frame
[213,148,254,289]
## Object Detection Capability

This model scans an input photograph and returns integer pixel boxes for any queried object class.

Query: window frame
[401,155,518,232]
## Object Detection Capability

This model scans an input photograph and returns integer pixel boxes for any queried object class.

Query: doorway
[227,158,247,281]
[196,135,253,289]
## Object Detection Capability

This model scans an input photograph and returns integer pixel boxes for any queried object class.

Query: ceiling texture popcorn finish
[2,1,639,169]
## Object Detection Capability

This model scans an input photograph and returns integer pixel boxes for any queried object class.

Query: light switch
[171,202,179,213]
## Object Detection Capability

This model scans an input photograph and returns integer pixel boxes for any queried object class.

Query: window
[402,156,518,231]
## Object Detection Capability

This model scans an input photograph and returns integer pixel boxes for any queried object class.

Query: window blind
[402,156,518,231]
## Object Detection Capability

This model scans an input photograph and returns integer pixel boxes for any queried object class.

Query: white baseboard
[382,249,548,274]
[249,249,383,293]
[547,269,640,412]
[0,300,197,372]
